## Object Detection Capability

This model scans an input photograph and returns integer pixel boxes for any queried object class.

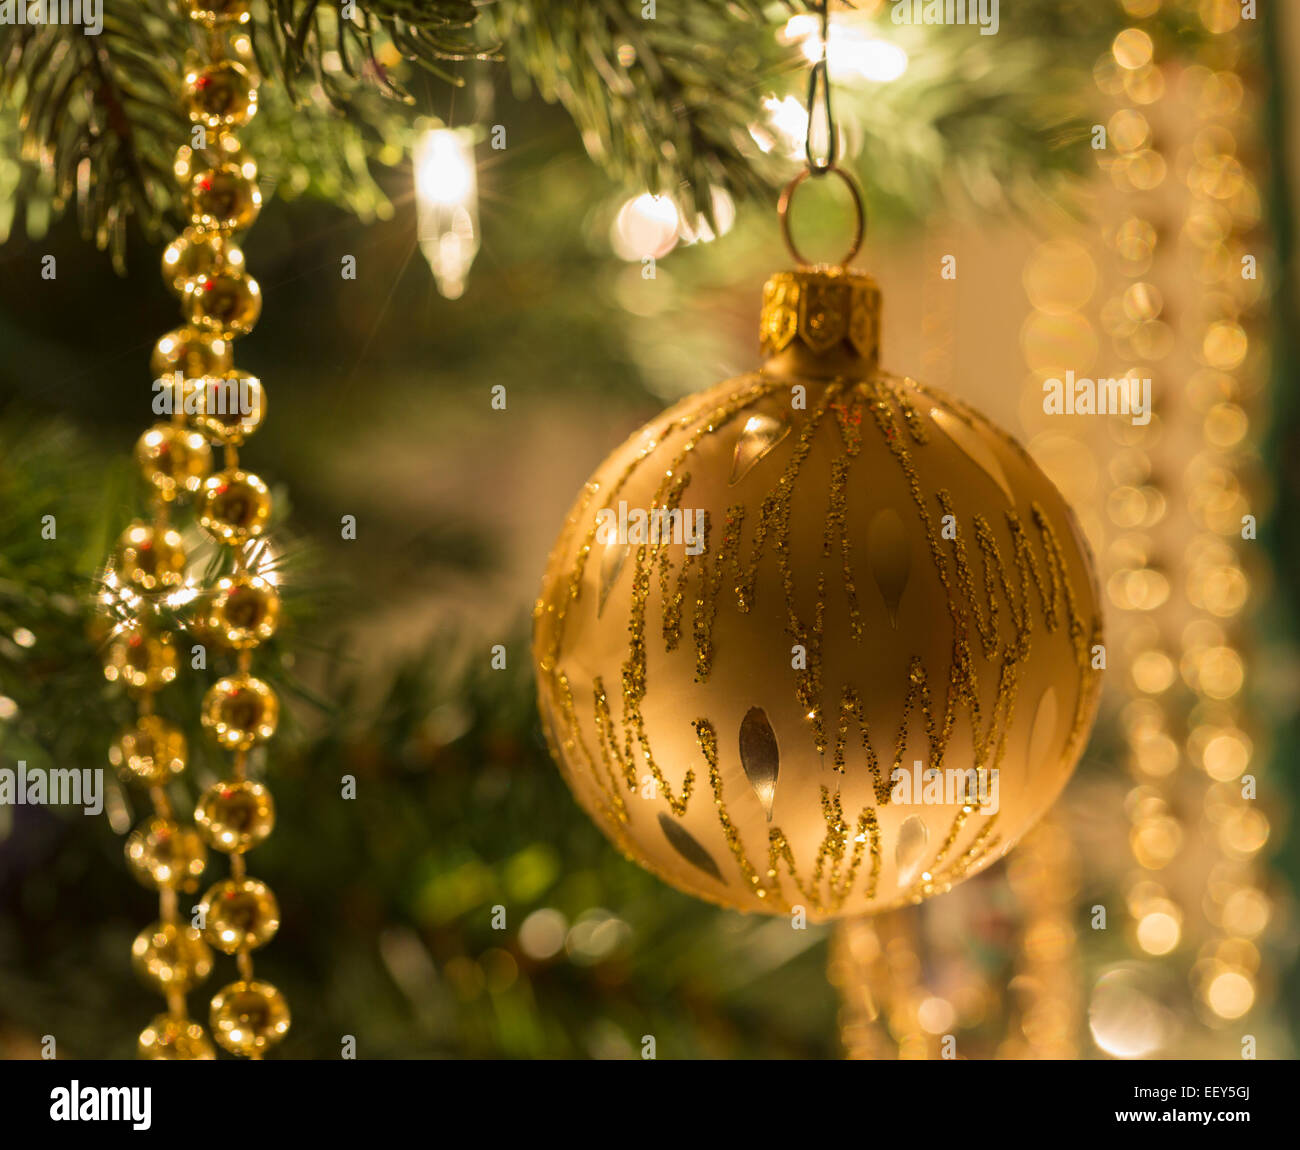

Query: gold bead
[175,138,251,188]
[110,716,187,785]
[114,522,187,591]
[186,60,257,129]
[126,817,208,891]
[138,1014,216,1060]
[132,920,213,993]
[208,573,279,647]
[198,468,271,544]
[135,423,212,499]
[151,325,232,381]
[195,371,266,445]
[190,164,261,232]
[195,779,275,853]
[210,979,290,1056]
[187,271,261,338]
[200,877,280,953]
[187,0,252,26]
[104,629,178,690]
[201,674,279,749]
[162,227,244,294]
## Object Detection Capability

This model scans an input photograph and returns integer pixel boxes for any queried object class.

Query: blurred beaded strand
[1094,4,1189,981]
[1182,0,1270,1032]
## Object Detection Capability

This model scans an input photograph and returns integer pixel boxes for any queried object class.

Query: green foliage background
[0,1,1292,1059]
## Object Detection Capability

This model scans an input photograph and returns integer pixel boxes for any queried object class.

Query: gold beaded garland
[103,7,286,1059]
[177,16,287,1058]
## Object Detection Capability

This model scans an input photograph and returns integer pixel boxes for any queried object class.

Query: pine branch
[0,1,188,269]
[482,0,791,222]
[0,1,1217,267]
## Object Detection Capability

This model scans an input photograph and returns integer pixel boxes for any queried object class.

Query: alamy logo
[595,501,705,556]
[891,0,999,36]
[50,1082,151,1131]
[0,761,103,816]
[0,0,103,35]
[890,761,1000,813]
[153,372,261,418]
[1043,370,1152,426]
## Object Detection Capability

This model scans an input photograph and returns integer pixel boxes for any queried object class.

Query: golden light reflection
[1205,970,1253,1019]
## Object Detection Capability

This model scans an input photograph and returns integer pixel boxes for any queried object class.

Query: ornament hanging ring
[778,165,866,268]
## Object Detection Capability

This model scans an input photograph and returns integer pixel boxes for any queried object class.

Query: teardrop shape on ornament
[895,814,930,889]
[738,707,780,822]
[730,413,790,485]
[1027,686,1059,771]
[657,812,724,883]
[597,537,631,617]
[867,508,910,627]
[929,407,1015,505]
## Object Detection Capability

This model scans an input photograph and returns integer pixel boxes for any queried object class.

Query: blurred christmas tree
[1,0,1295,1060]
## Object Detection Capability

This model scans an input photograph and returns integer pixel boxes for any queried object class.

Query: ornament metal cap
[759,264,881,378]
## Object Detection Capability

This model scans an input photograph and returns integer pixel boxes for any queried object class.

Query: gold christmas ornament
[198,468,271,543]
[199,877,280,953]
[534,176,1103,920]
[138,1014,216,1060]
[132,920,214,993]
[125,818,208,892]
[209,979,290,1056]
[135,423,212,498]
[201,673,279,749]
[195,779,276,853]
[208,573,279,647]
[111,716,188,786]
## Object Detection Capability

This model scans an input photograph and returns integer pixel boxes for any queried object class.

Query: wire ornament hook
[804,0,836,173]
